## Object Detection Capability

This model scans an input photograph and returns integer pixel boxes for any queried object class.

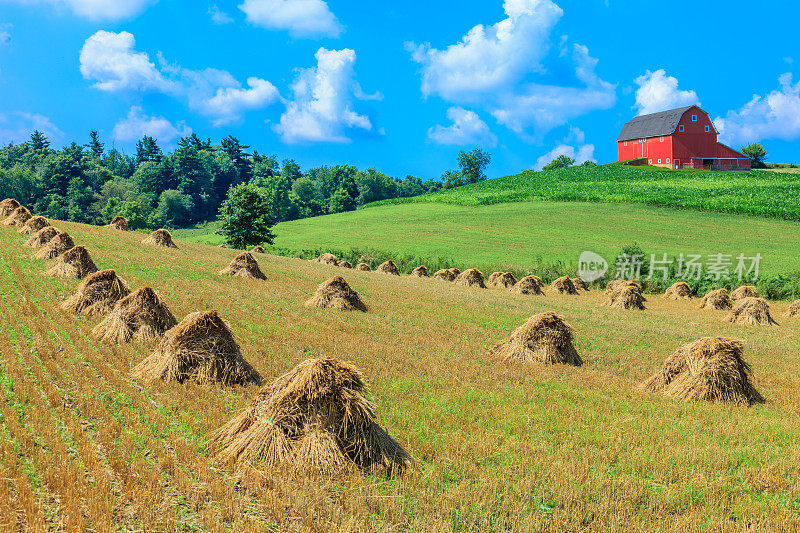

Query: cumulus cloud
[0,111,63,145]
[634,69,699,116]
[715,73,800,146]
[239,0,342,38]
[208,4,233,24]
[80,30,281,125]
[79,31,175,93]
[4,0,156,20]
[535,143,594,170]
[201,77,281,126]
[407,0,616,140]
[275,47,377,144]
[428,107,497,147]
[112,106,191,143]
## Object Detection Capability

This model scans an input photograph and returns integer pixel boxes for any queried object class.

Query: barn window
[679,125,685,132]
[624,141,628,146]
[705,126,710,133]
[692,115,698,122]
[658,159,662,164]
[666,158,670,163]
[648,159,652,164]
[660,137,664,142]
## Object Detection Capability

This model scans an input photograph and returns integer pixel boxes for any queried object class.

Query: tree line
[0,131,490,231]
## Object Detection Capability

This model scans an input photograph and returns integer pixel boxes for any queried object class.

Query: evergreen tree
[135,136,163,164]
[219,135,252,182]
[27,130,50,152]
[87,131,104,159]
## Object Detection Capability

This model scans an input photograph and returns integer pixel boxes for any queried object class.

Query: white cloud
[407,0,616,140]
[0,111,63,145]
[428,107,497,147]
[535,143,594,170]
[275,47,376,144]
[715,73,800,146]
[407,0,562,101]
[633,69,699,116]
[112,106,191,143]
[0,24,11,46]
[208,4,233,24]
[4,0,155,20]
[80,31,281,125]
[201,77,281,125]
[239,0,342,38]
[79,30,175,93]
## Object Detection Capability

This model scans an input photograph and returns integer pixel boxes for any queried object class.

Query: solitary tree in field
[542,154,576,171]
[218,182,275,249]
[741,143,767,168]
[458,148,491,184]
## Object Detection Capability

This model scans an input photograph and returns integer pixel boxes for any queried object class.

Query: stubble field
[1,220,800,531]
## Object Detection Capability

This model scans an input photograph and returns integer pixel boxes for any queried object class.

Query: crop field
[374,166,800,221]
[2,220,800,530]
[266,201,800,277]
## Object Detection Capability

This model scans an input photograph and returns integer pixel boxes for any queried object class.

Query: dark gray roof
[617,106,695,142]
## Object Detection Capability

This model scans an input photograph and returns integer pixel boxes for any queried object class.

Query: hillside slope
[270,201,800,276]
[372,165,800,220]
[1,219,800,529]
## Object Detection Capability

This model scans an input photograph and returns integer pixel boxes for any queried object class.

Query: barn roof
[617,106,695,142]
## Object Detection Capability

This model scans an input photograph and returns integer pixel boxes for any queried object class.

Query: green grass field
[265,201,800,276]
[2,219,800,529]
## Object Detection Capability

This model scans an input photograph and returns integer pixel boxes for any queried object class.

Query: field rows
[1,220,800,530]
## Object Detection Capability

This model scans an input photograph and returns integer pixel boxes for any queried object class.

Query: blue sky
[0,0,798,179]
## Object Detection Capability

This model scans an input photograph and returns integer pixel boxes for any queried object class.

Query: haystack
[513,275,545,295]
[313,253,339,265]
[219,252,266,280]
[727,297,777,326]
[45,245,98,279]
[489,312,582,366]
[356,262,371,271]
[19,216,49,235]
[131,310,261,386]
[108,216,129,231]
[212,357,411,475]
[337,260,353,269]
[377,260,400,275]
[251,246,265,254]
[433,268,460,282]
[35,232,74,260]
[3,206,31,227]
[550,276,579,295]
[699,289,733,310]
[142,229,177,248]
[603,284,646,310]
[0,198,21,217]
[664,282,692,300]
[784,300,800,318]
[92,287,178,344]
[455,268,486,288]
[642,337,763,405]
[606,279,641,294]
[571,277,589,292]
[61,270,130,316]
[25,226,59,248]
[487,272,502,285]
[731,285,759,301]
[305,276,367,312]
[411,265,428,277]
[491,272,517,289]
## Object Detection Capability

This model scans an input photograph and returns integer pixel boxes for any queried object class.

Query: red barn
[617,105,750,170]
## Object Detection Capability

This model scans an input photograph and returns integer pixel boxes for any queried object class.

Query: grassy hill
[372,165,800,220]
[2,220,800,529]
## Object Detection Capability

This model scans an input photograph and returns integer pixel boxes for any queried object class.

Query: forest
[0,130,449,230]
